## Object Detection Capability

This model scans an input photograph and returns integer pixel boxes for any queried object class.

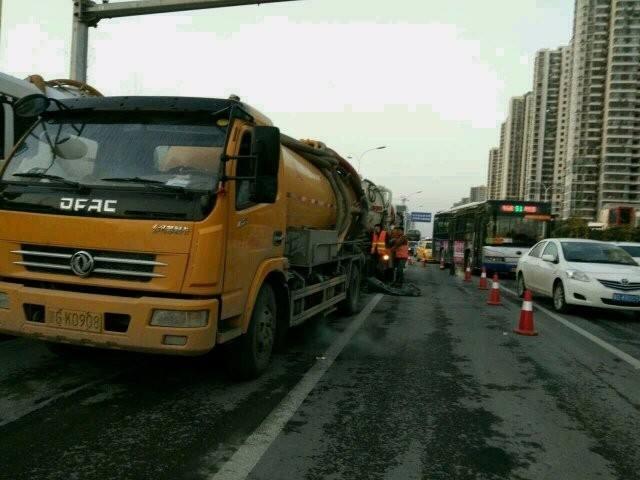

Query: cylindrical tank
[282,146,337,229]
[279,140,364,244]
[362,179,394,231]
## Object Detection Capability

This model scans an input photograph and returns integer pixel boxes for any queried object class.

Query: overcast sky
[0,0,573,235]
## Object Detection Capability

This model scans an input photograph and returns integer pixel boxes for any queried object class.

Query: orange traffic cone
[464,266,472,282]
[514,290,538,336]
[478,267,489,290]
[439,256,445,270]
[487,273,502,306]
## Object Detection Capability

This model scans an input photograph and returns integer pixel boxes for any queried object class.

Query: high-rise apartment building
[470,185,488,203]
[500,95,528,199]
[554,45,573,216]
[521,49,564,212]
[563,0,640,219]
[487,148,501,199]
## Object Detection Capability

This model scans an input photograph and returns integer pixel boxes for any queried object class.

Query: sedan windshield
[1,112,226,192]
[561,242,637,265]
[618,245,640,258]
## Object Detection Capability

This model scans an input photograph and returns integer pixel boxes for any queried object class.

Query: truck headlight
[0,292,8,309]
[566,270,590,282]
[150,310,209,327]
[382,254,390,261]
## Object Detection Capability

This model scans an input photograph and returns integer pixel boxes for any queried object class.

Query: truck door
[222,126,285,320]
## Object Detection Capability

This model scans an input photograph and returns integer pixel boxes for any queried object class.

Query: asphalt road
[1,265,640,480]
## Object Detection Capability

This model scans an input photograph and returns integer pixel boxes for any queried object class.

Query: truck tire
[229,284,277,380]
[339,263,362,315]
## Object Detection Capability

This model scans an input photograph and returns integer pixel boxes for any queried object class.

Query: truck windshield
[1,112,226,192]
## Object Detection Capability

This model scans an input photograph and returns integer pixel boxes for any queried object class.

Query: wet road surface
[1,265,640,479]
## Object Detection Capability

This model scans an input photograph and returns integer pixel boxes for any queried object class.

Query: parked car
[516,238,640,313]
[613,242,640,264]
[416,240,432,262]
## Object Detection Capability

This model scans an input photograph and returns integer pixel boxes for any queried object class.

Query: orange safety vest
[395,243,409,259]
[371,230,387,255]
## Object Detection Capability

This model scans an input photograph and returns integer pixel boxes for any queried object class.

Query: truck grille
[12,244,165,282]
[598,279,640,291]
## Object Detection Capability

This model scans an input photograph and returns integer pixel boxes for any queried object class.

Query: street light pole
[357,145,387,174]
[399,190,422,230]
[400,190,422,205]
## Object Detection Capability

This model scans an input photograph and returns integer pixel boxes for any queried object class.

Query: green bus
[433,200,551,274]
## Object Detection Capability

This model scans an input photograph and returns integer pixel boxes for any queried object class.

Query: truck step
[216,327,243,344]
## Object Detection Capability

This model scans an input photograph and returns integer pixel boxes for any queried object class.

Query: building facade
[521,49,564,212]
[486,148,501,200]
[470,185,488,203]
[563,0,640,219]
[499,95,528,199]
[554,45,573,216]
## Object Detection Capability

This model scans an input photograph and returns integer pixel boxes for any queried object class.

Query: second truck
[0,91,374,378]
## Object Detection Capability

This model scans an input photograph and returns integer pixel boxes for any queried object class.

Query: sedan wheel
[517,274,526,298]
[553,282,570,313]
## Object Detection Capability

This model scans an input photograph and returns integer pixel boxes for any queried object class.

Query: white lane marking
[501,286,640,370]
[210,293,385,480]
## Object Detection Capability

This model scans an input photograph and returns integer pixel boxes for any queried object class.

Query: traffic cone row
[441,262,539,337]
[434,260,539,338]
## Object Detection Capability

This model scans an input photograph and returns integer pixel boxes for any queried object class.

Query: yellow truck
[0,93,368,377]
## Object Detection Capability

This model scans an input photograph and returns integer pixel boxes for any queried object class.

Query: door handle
[273,230,284,246]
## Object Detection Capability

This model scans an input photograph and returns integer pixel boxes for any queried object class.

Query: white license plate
[612,293,640,304]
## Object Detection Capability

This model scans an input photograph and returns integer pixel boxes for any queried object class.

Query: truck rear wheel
[339,264,362,315]
[229,283,277,380]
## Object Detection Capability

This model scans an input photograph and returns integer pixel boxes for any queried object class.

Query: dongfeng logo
[70,251,95,277]
[621,278,629,286]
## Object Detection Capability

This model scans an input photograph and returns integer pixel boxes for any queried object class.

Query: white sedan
[516,238,640,313]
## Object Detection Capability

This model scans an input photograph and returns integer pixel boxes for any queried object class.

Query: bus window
[434,217,448,236]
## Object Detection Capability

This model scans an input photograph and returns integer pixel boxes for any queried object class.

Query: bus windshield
[486,215,545,247]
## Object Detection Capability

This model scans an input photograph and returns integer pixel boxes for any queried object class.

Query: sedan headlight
[150,309,209,328]
[566,270,590,282]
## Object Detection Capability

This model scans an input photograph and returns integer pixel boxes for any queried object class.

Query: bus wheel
[339,263,362,315]
[230,284,277,380]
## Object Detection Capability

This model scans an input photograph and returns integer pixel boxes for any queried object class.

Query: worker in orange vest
[370,224,388,278]
[390,226,409,286]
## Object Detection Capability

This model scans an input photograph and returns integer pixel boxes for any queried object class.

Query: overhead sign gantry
[71,0,299,82]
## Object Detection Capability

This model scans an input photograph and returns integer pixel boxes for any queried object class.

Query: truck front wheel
[230,283,277,380]
[339,263,362,315]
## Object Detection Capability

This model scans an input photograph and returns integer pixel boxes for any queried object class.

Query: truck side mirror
[250,126,280,204]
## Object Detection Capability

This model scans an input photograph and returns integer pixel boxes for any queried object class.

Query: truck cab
[0,95,364,377]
